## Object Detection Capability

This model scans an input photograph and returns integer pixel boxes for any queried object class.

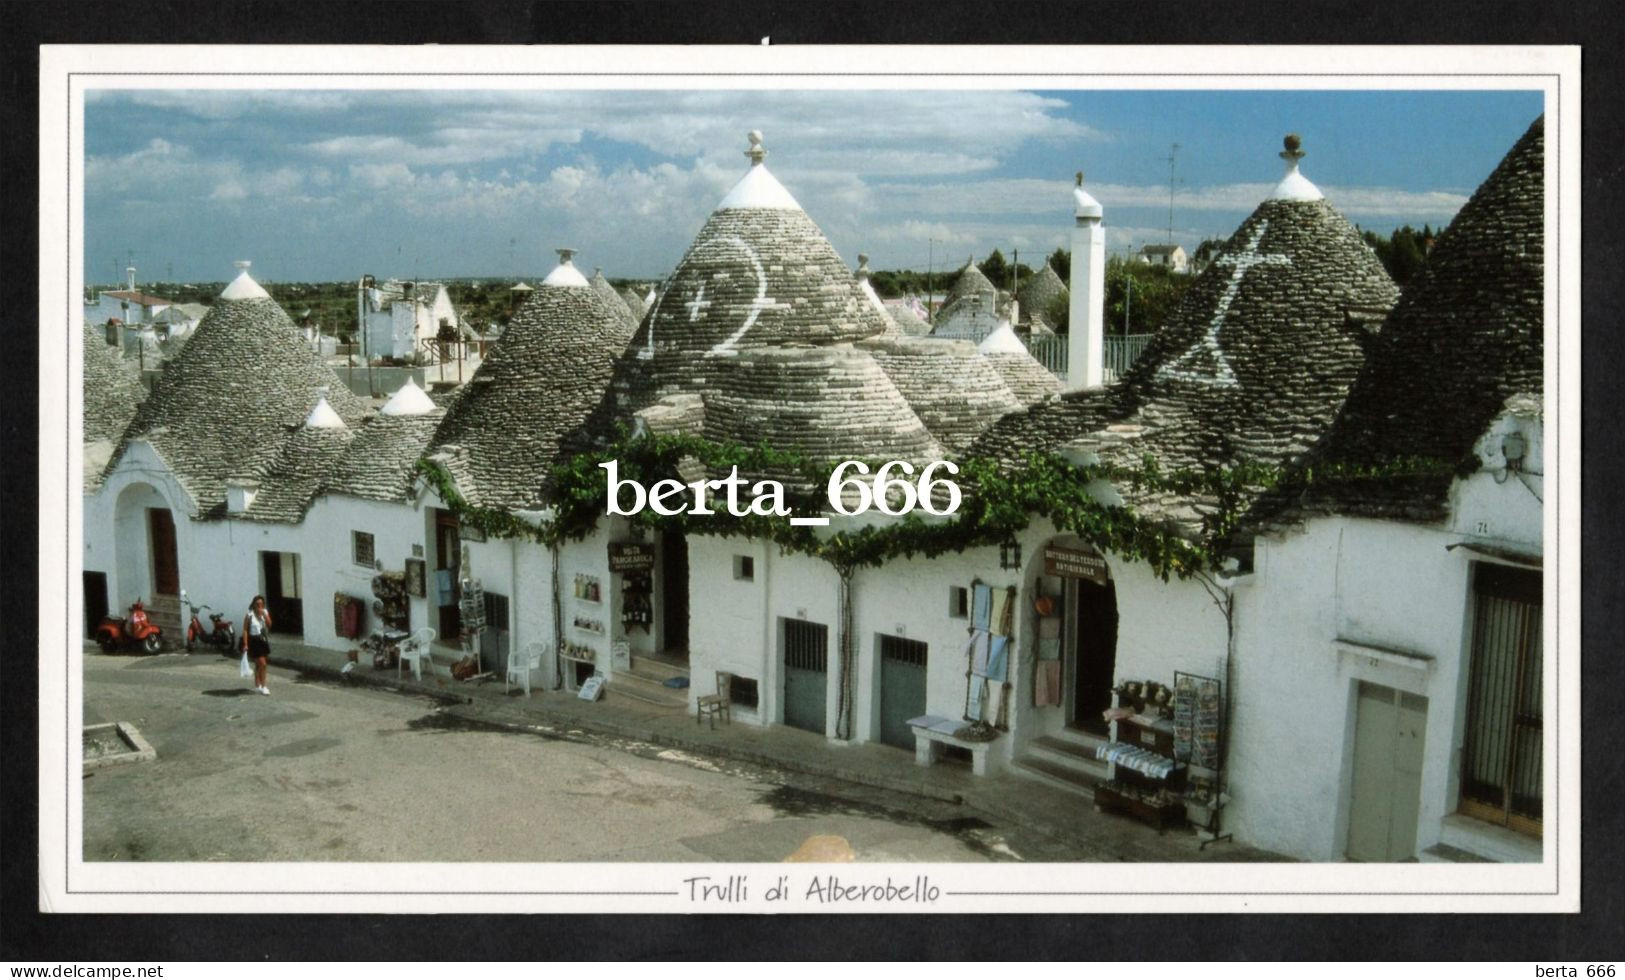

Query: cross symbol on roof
[1157,220,1291,388]
[684,286,713,322]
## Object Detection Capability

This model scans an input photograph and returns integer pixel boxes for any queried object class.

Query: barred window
[352,531,375,567]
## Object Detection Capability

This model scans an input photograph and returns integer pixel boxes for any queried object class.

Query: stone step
[626,655,690,684]
[1419,842,1496,864]
[1012,754,1105,797]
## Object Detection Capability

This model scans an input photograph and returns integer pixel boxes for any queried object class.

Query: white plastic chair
[506,641,547,698]
[398,627,437,682]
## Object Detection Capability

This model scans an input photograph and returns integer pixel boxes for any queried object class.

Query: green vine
[416,436,1464,581]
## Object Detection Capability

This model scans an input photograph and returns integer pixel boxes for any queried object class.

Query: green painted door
[782,619,828,735]
[879,635,928,750]
[1347,681,1428,861]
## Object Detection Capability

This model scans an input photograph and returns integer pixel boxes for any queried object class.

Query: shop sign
[608,542,656,573]
[1043,545,1108,584]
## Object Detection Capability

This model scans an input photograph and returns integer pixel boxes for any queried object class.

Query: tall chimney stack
[126,266,137,293]
[1067,171,1106,390]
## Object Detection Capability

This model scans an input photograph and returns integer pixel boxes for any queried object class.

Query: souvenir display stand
[1174,671,1230,847]
[1093,682,1187,833]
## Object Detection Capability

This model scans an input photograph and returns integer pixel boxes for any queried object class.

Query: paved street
[83,647,1076,863]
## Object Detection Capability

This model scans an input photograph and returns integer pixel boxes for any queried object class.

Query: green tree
[978,249,1009,289]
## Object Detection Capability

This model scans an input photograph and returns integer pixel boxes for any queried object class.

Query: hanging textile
[985,634,1009,683]
[1034,660,1062,706]
[968,631,992,678]
[971,582,992,631]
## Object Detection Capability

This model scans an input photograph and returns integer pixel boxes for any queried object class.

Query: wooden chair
[398,627,437,682]
[697,671,732,729]
[506,641,546,698]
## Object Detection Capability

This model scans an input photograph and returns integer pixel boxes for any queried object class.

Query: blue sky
[83,88,1542,285]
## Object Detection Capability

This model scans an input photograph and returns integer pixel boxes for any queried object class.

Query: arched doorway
[112,482,180,607]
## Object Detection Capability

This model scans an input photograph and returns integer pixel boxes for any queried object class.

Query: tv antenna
[1166,143,1181,245]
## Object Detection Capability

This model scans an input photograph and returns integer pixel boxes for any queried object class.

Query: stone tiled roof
[103,282,369,518]
[888,301,932,337]
[1017,263,1068,328]
[591,269,642,348]
[946,259,996,305]
[426,277,622,510]
[1265,116,1545,525]
[82,323,146,445]
[323,411,444,503]
[861,337,1022,454]
[971,161,1399,531]
[930,294,1004,340]
[238,424,355,523]
[618,285,650,320]
[979,324,1062,406]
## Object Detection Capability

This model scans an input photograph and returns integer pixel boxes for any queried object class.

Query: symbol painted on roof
[684,286,713,322]
[710,236,789,356]
[1157,220,1291,388]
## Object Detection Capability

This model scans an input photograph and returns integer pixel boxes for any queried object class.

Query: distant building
[1136,243,1190,273]
[84,267,176,327]
[358,279,469,364]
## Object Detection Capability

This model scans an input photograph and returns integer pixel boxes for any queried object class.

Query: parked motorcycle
[182,590,235,653]
[94,599,164,655]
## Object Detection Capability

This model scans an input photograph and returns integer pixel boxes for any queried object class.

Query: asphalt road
[82,648,1070,863]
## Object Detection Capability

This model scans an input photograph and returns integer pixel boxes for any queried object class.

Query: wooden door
[782,619,828,735]
[147,508,179,596]
[1069,578,1118,735]
[661,533,689,656]
[260,551,303,635]
[434,509,461,640]
[1459,564,1543,835]
[1347,682,1428,861]
[83,571,109,637]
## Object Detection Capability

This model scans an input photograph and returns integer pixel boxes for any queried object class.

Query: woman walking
[242,595,273,695]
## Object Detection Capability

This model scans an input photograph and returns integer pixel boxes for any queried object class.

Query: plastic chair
[506,641,546,698]
[697,671,733,729]
[398,627,437,682]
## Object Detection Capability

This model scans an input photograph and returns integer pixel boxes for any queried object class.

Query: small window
[949,586,969,619]
[352,531,376,567]
[733,555,755,581]
[730,676,759,710]
[483,592,510,632]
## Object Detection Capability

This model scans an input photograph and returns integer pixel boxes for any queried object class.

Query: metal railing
[1021,333,1155,381]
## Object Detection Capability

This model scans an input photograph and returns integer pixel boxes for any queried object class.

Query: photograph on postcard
[40,44,1578,913]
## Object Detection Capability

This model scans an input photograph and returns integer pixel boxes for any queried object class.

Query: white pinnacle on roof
[380,377,436,416]
[856,253,888,314]
[303,395,348,430]
[978,322,1028,355]
[1073,171,1103,219]
[541,248,590,288]
[219,260,271,301]
[716,130,802,211]
[1268,133,1325,202]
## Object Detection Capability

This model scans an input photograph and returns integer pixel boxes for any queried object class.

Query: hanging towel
[971,583,992,631]
[1037,635,1061,661]
[1034,660,1062,706]
[968,630,992,678]
[986,635,1009,682]
[967,676,987,722]
[988,588,1010,637]
[434,568,454,605]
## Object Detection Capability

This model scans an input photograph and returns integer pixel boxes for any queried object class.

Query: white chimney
[1067,170,1106,390]
[225,478,260,515]
[126,266,137,293]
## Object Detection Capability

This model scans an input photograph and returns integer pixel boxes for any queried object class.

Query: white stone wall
[1229,437,1543,861]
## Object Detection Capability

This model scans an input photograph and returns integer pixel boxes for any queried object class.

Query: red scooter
[182,590,235,653]
[95,599,164,654]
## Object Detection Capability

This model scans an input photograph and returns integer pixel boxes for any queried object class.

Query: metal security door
[1347,682,1428,862]
[782,619,828,735]
[879,635,928,750]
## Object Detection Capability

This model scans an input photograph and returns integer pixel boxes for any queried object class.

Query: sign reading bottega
[600,459,961,524]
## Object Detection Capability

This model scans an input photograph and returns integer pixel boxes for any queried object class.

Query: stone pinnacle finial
[857,253,871,279]
[235,260,251,271]
[1075,170,1083,187]
[556,248,577,265]
[746,130,767,165]
[1280,133,1305,163]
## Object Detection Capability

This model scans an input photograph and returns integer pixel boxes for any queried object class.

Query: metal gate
[878,635,928,750]
[782,619,828,735]
[1460,564,1543,835]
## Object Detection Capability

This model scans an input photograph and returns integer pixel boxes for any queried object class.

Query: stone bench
[907,714,1000,777]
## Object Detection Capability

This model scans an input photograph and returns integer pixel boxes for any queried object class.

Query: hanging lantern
[999,536,1022,571]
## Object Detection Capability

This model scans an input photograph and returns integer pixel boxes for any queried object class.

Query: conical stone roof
[103,263,368,517]
[1282,116,1545,523]
[82,323,146,445]
[888,301,931,337]
[1017,263,1069,329]
[237,421,355,523]
[861,337,1021,454]
[591,267,641,347]
[618,285,650,320]
[946,258,996,305]
[630,135,891,357]
[427,253,623,509]
[979,323,1062,405]
[972,137,1400,529]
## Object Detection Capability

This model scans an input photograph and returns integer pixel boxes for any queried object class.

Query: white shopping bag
[239,652,253,678]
